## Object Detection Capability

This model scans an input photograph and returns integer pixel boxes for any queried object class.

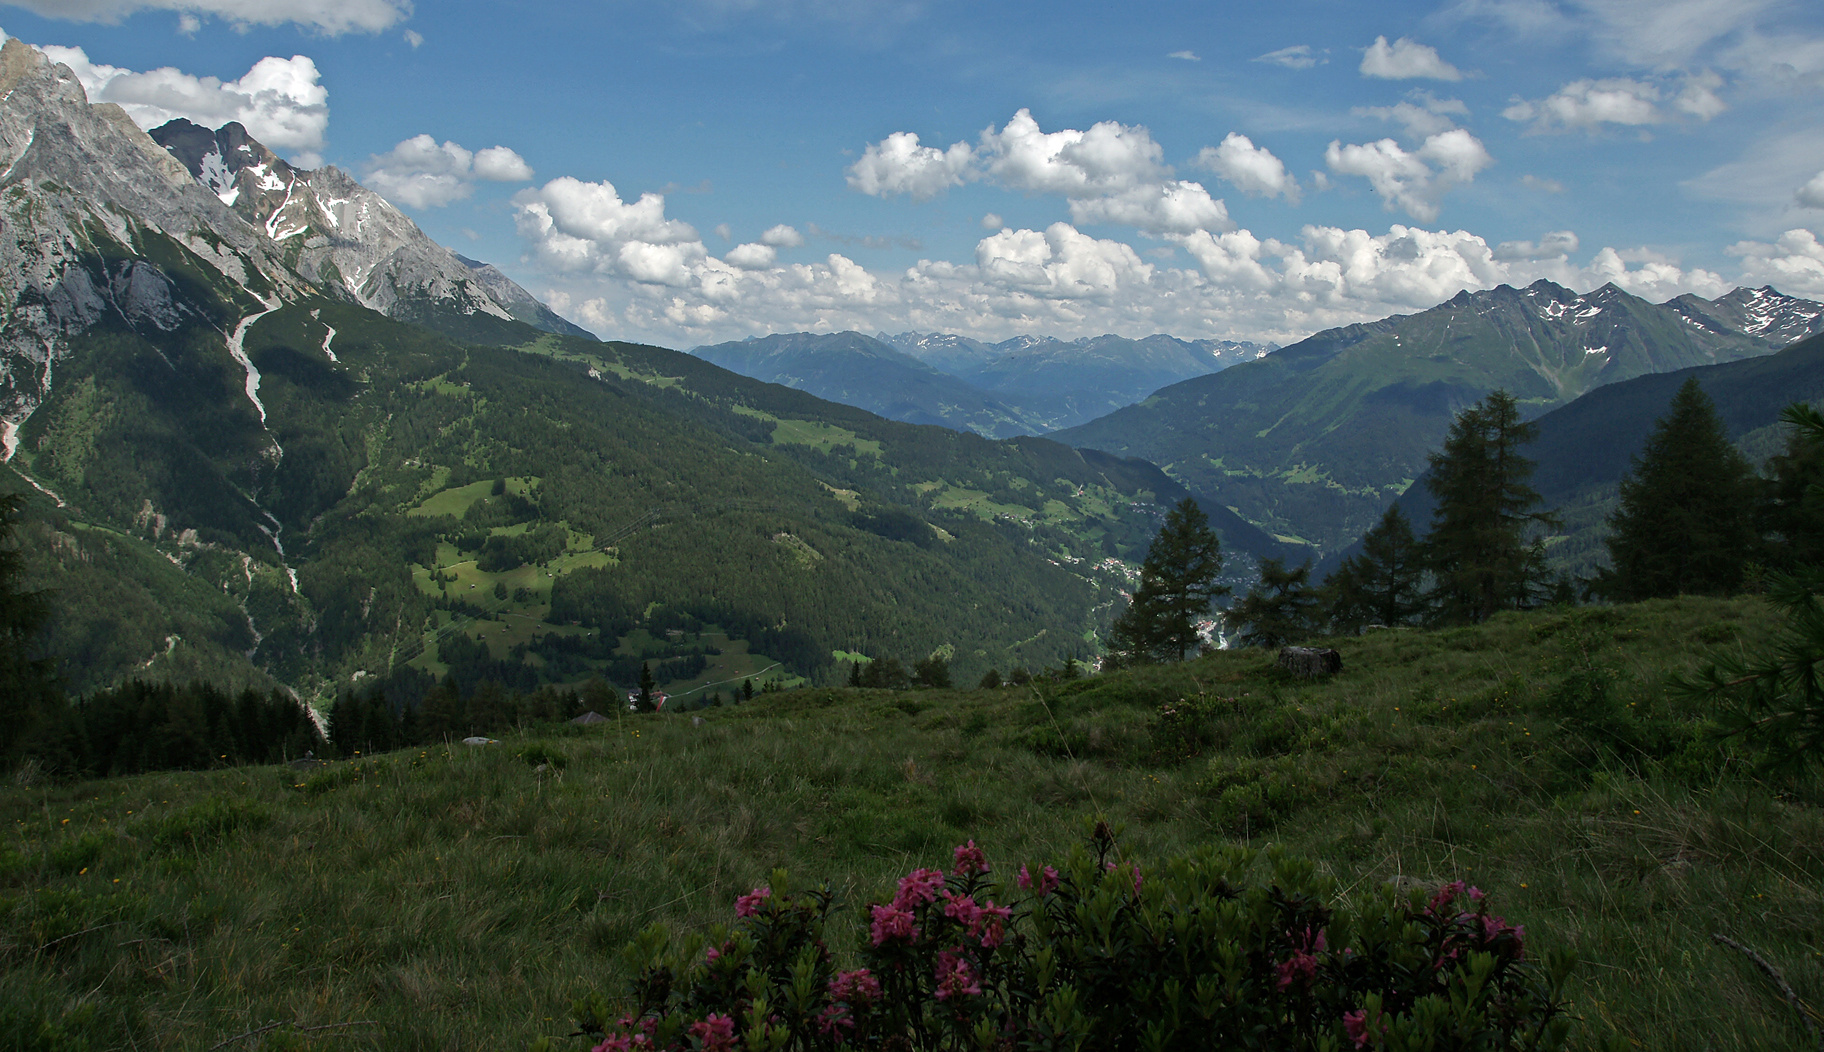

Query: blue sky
[5,0,1823,346]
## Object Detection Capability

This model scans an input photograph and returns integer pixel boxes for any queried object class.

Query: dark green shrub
[571,831,1580,1052]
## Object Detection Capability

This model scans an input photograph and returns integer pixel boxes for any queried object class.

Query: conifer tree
[637,661,656,712]
[1600,377,1754,599]
[0,493,62,768]
[1688,404,1824,768]
[1104,498,1228,665]
[1225,557,1319,648]
[1423,390,1558,623]
[1757,403,1824,573]
[1327,505,1426,632]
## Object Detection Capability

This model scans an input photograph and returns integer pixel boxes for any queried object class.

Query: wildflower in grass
[1018,864,1060,897]
[941,892,1013,946]
[933,950,982,1001]
[1482,913,1526,956]
[870,903,918,945]
[1343,1009,1370,1048]
[689,1013,736,1052]
[735,886,771,918]
[1276,928,1326,990]
[952,840,988,876]
[895,867,947,908]
[942,891,982,930]
[829,968,881,1005]
[815,1004,855,1038]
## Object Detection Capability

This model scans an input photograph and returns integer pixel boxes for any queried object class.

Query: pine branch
[1712,934,1824,1052]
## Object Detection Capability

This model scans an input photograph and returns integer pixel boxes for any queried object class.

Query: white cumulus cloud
[9,0,411,34]
[759,224,804,247]
[1360,36,1463,81]
[1728,229,1824,296]
[724,243,777,269]
[1504,72,1726,131]
[1799,173,1824,209]
[1325,129,1493,222]
[975,223,1155,298]
[514,176,701,282]
[43,45,328,154]
[975,109,1160,196]
[363,135,533,209]
[848,110,1234,235]
[1066,181,1230,235]
[845,131,974,201]
[1196,133,1300,202]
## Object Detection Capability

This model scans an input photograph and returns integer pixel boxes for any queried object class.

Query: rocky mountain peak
[149,119,289,204]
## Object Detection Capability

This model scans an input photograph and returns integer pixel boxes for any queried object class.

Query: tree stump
[1277,646,1342,678]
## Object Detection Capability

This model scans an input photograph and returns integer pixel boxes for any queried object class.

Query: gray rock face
[0,40,306,438]
[0,38,594,451]
[147,118,513,324]
[456,254,595,338]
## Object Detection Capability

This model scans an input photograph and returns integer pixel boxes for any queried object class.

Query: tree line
[1110,382,1824,658]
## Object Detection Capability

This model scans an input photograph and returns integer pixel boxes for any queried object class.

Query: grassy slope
[4,596,1822,1051]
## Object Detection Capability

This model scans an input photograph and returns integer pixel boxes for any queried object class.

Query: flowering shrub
[565,825,1580,1052]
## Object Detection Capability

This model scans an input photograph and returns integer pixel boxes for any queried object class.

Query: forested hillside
[7,297,1282,700]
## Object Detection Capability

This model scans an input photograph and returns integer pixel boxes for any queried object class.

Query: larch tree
[1423,390,1559,623]
[1601,377,1754,600]
[1327,504,1427,632]
[1225,557,1320,648]
[1104,497,1228,665]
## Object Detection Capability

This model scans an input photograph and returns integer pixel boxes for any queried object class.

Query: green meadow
[4,596,1822,1051]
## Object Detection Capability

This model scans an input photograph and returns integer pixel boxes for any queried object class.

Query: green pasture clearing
[768,417,882,456]
[406,476,539,518]
[924,483,1035,521]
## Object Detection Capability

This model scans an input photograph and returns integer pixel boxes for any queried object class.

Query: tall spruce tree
[1423,390,1559,623]
[1687,404,1824,768]
[636,661,656,712]
[1600,377,1754,600]
[0,493,63,768]
[1104,497,1227,665]
[1327,504,1426,632]
[1757,403,1824,574]
[1224,557,1319,648]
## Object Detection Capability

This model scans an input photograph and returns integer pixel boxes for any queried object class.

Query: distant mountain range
[689,331,1273,437]
[1334,328,1824,584]
[1055,280,1824,555]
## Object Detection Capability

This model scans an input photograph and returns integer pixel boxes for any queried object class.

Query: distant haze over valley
[688,331,1274,436]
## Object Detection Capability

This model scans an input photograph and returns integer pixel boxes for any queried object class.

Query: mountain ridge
[1054,277,1824,554]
